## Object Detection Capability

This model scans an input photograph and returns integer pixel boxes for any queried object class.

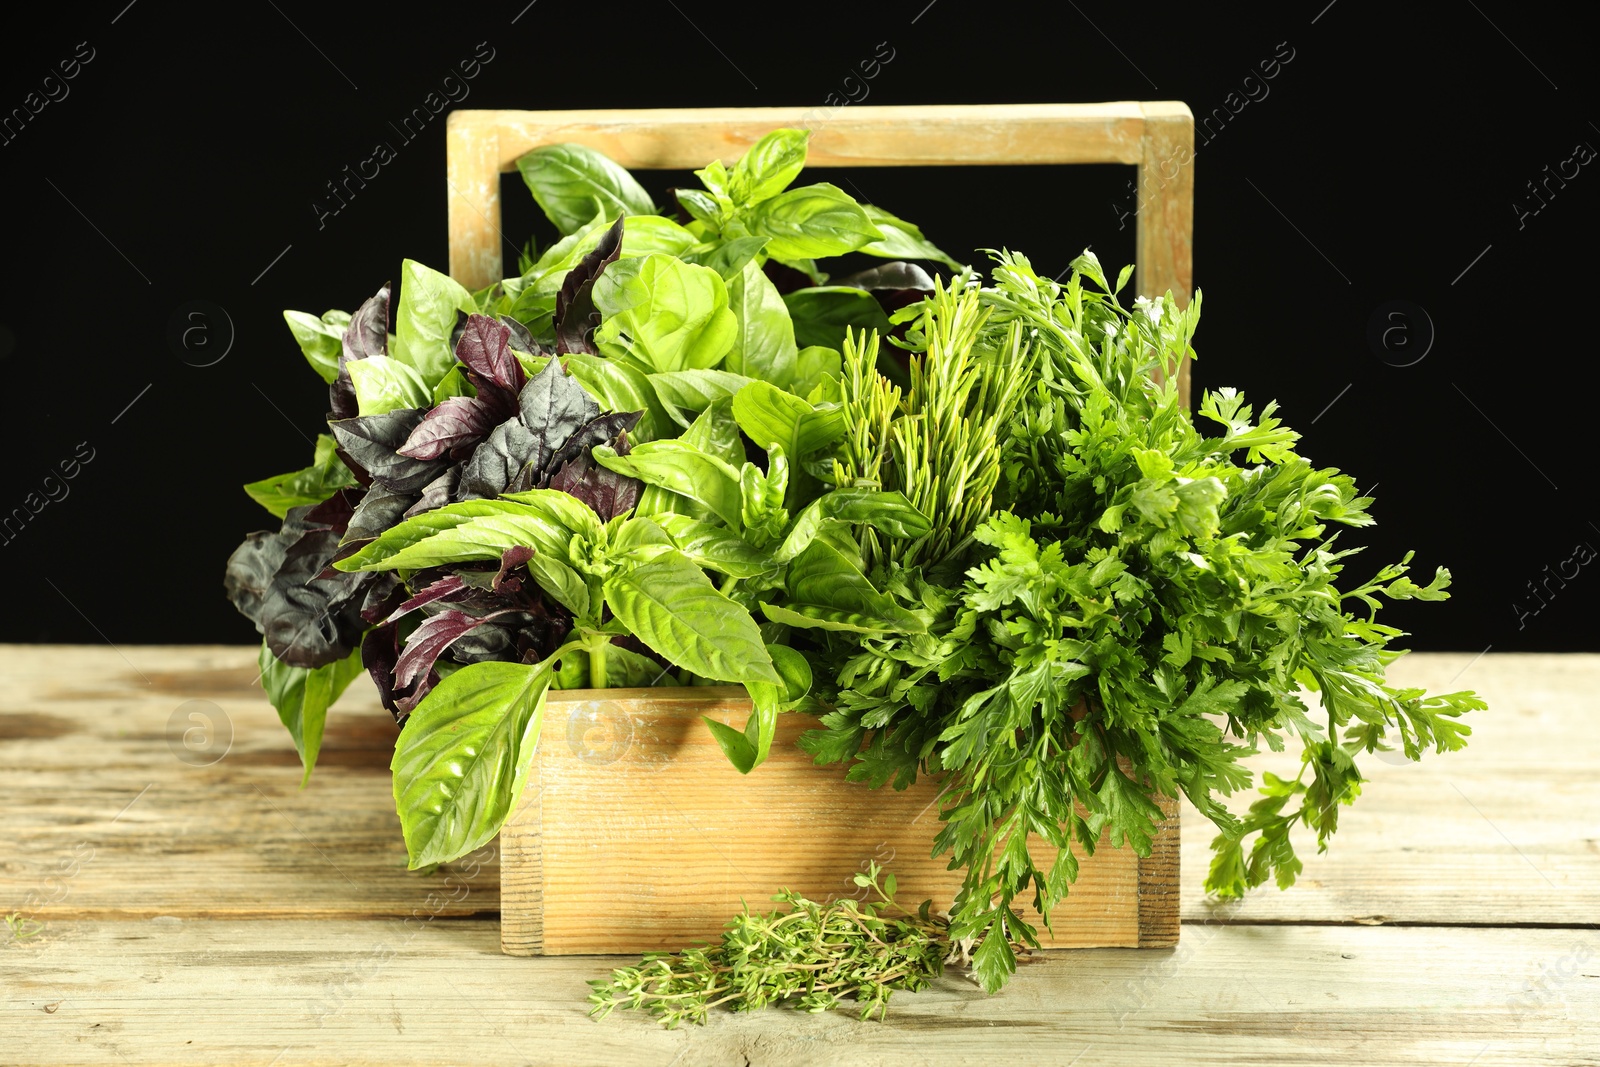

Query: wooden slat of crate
[500,685,1176,955]
[444,101,1194,404]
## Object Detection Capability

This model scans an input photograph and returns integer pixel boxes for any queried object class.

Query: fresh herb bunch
[803,250,1482,992]
[588,863,952,1027]
[226,129,955,868]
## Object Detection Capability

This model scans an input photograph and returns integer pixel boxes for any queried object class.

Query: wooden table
[2,648,1595,1065]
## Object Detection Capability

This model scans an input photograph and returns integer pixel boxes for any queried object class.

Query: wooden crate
[444,103,1193,955]
[501,687,1179,955]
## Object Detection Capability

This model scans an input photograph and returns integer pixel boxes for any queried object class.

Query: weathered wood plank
[4,919,1593,1066]
[444,102,1176,290]
[0,646,497,920]
[505,688,1161,955]
[1137,100,1195,407]
[4,649,1594,932]
[1179,652,1600,925]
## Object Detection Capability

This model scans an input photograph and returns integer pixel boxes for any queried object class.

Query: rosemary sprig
[587,864,950,1027]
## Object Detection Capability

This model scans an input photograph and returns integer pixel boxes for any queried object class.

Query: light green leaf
[563,352,671,442]
[731,380,845,461]
[391,658,557,868]
[347,355,430,416]
[794,345,841,399]
[603,551,779,685]
[729,128,810,206]
[760,538,925,634]
[283,309,351,384]
[258,642,364,787]
[724,259,798,389]
[593,255,738,373]
[243,434,358,518]
[858,204,964,270]
[336,500,571,572]
[744,183,882,260]
[682,236,770,280]
[593,440,744,530]
[772,488,930,564]
[658,513,774,577]
[394,259,476,388]
[648,368,753,428]
[516,143,655,235]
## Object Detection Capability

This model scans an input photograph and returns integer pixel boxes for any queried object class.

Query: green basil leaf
[593,254,738,372]
[606,645,677,687]
[731,380,845,461]
[562,352,671,443]
[515,143,655,235]
[431,365,475,404]
[603,551,779,685]
[258,642,364,787]
[390,658,557,868]
[283,309,351,384]
[394,259,477,388]
[782,286,892,350]
[681,236,770,280]
[524,551,590,620]
[593,440,743,530]
[243,434,358,518]
[347,355,430,416]
[744,183,882,261]
[336,500,571,572]
[858,204,964,271]
[658,513,774,578]
[497,487,603,543]
[676,188,722,228]
[794,345,842,400]
[772,488,931,564]
[761,538,925,633]
[729,128,809,206]
[724,259,798,389]
[648,369,753,428]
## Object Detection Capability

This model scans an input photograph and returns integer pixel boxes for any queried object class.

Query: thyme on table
[589,864,971,1027]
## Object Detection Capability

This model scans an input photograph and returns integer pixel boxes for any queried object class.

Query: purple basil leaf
[834,262,936,321]
[329,409,447,494]
[548,448,641,522]
[456,419,540,500]
[397,396,498,460]
[404,468,459,518]
[363,623,433,724]
[303,487,359,534]
[359,573,406,625]
[447,616,524,665]
[344,485,419,545]
[519,356,600,467]
[332,283,390,420]
[454,314,524,395]
[541,410,642,483]
[387,575,469,622]
[224,505,322,630]
[260,527,371,668]
[555,217,624,355]
[394,609,509,690]
[500,315,543,357]
[495,546,535,592]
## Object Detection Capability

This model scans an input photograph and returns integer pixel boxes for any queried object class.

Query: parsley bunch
[804,250,1483,992]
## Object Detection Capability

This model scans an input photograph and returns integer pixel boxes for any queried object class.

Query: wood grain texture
[1136,100,1195,408]
[443,102,1191,293]
[4,919,1593,1066]
[1179,652,1600,926]
[0,646,497,921]
[503,686,1167,955]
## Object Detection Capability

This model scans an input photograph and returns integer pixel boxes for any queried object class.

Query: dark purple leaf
[260,526,371,668]
[332,284,390,420]
[394,609,510,690]
[303,487,359,534]
[541,410,641,483]
[404,468,458,518]
[359,573,406,625]
[500,316,543,356]
[453,314,524,395]
[387,575,469,622]
[397,396,498,460]
[363,623,434,724]
[495,546,535,592]
[329,409,447,493]
[456,419,540,500]
[834,262,936,320]
[344,485,418,545]
[556,218,624,355]
[518,356,600,470]
[548,448,641,522]
[225,506,323,630]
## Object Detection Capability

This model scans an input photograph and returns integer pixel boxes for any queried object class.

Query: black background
[1,0,1594,653]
